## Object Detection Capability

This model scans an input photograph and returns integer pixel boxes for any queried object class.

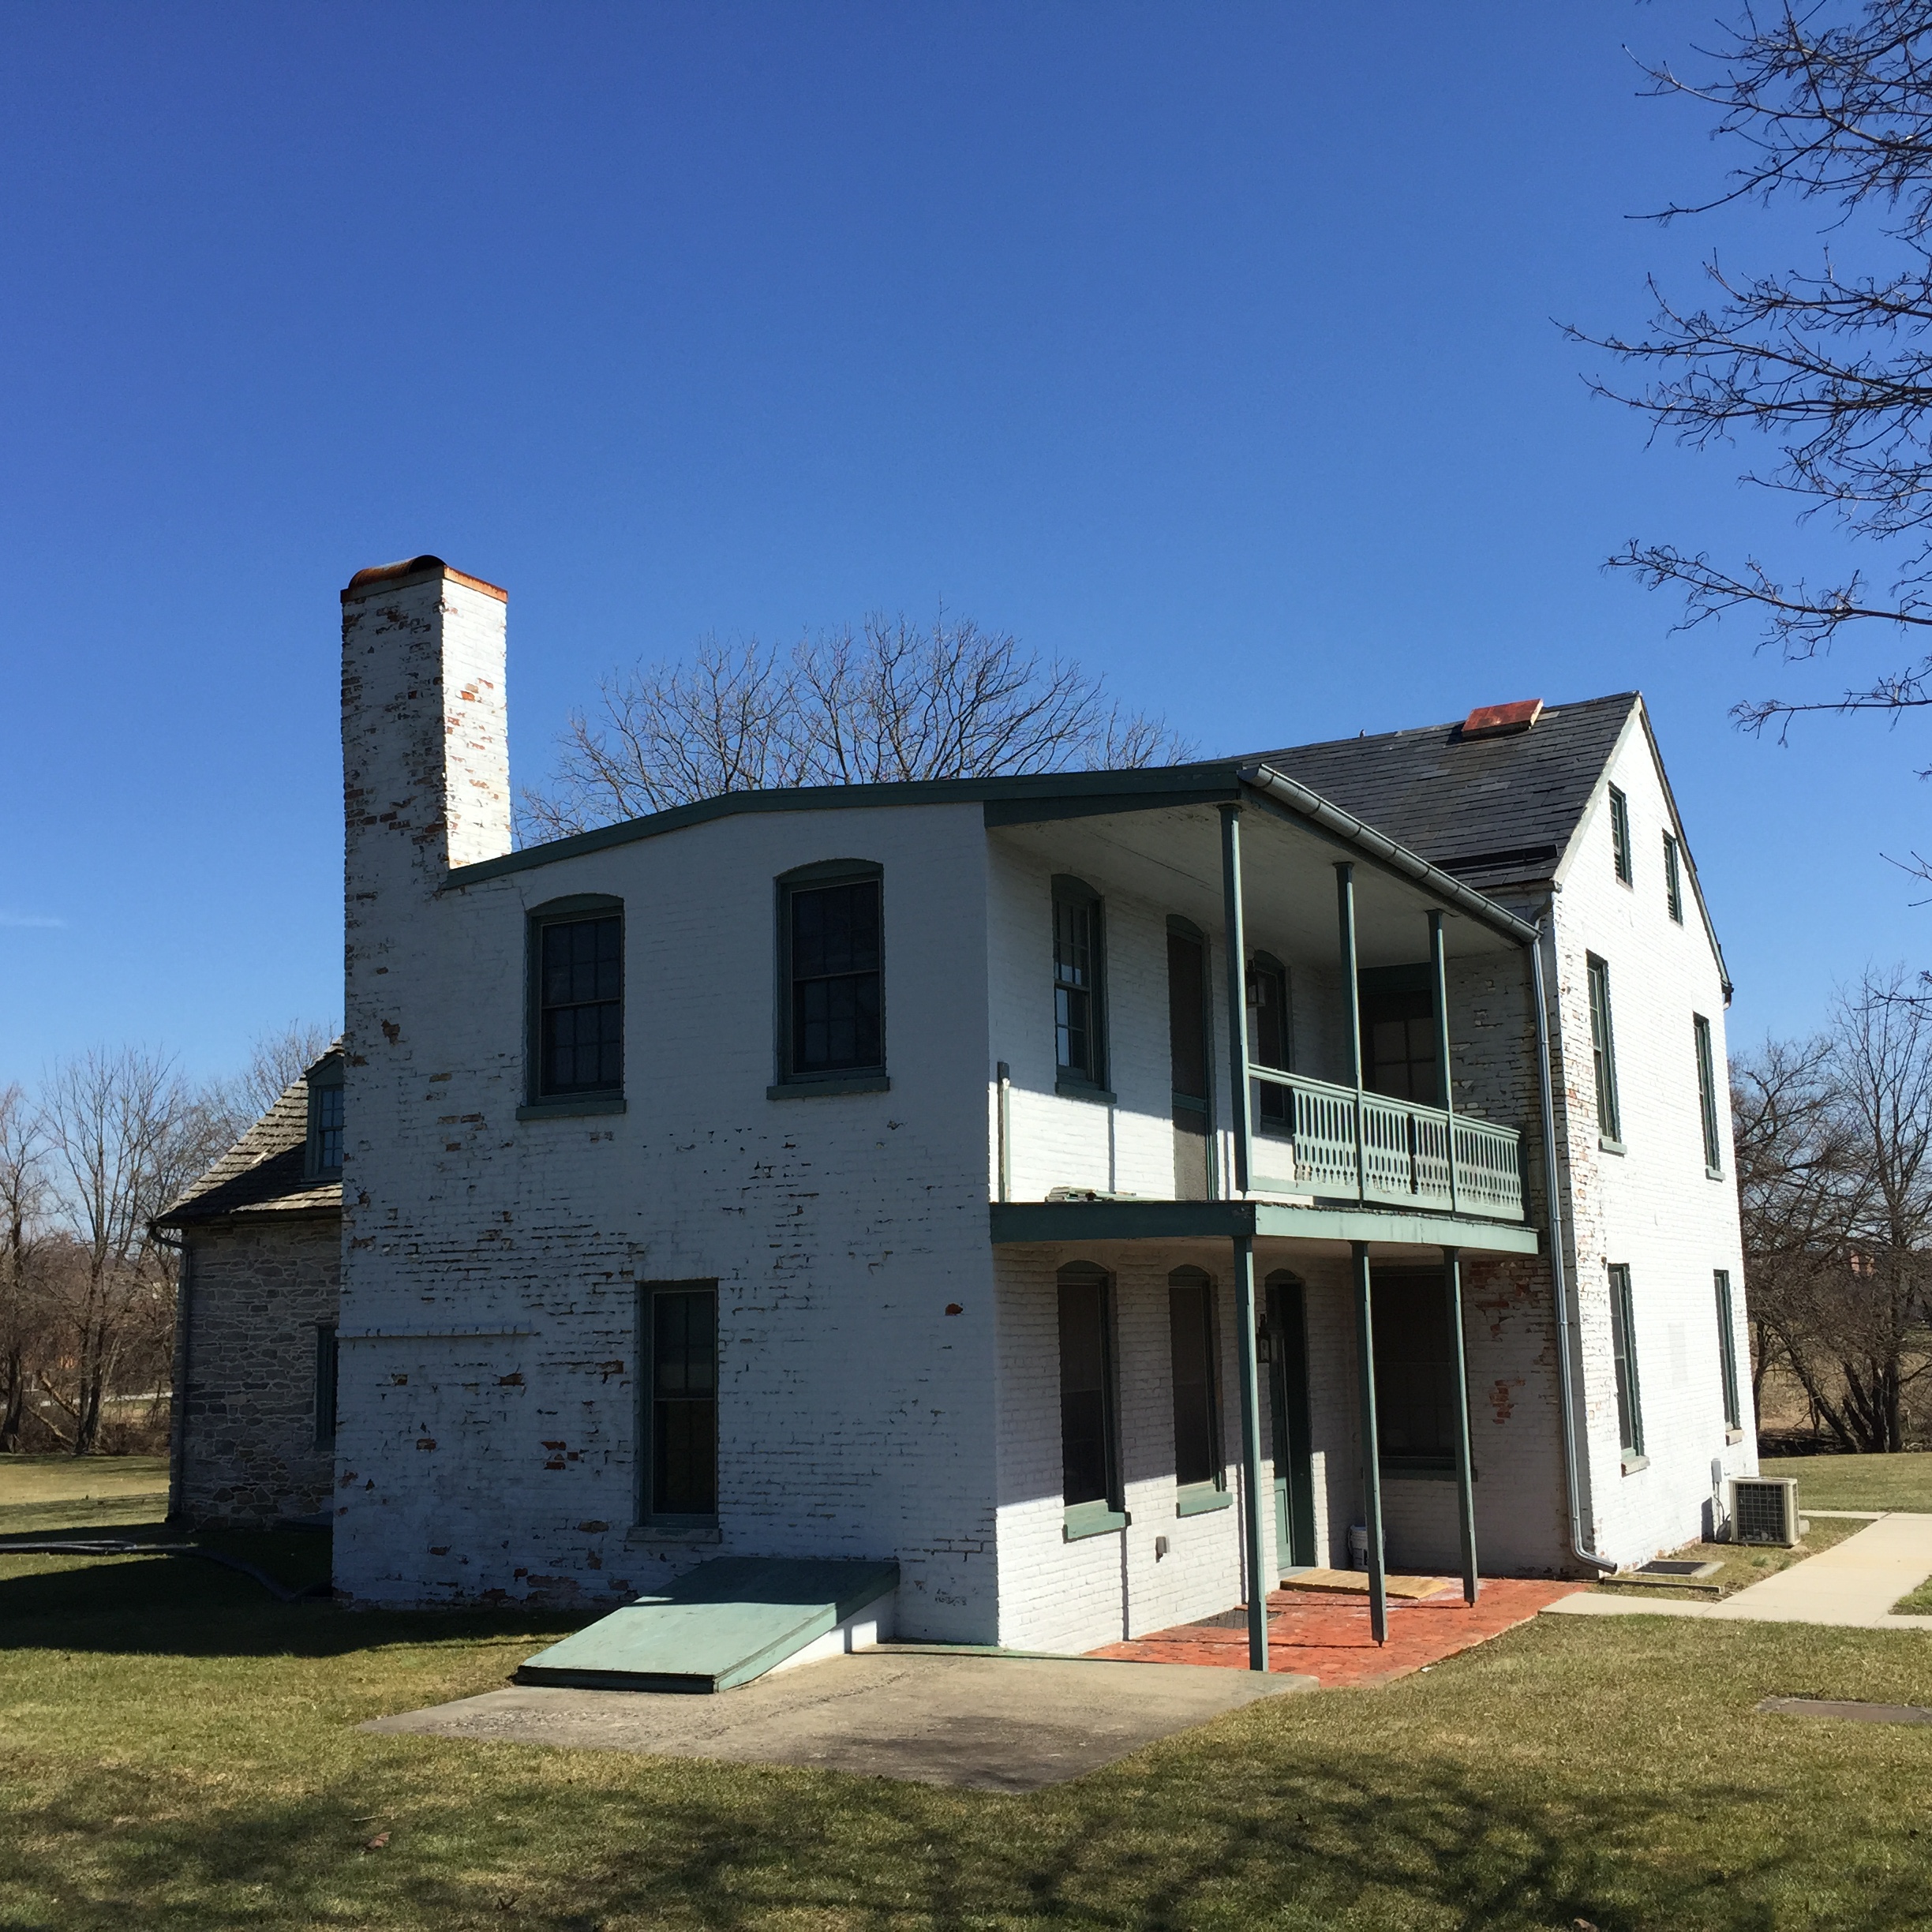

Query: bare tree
[521,612,1193,841]
[0,1084,51,1453]
[223,1019,339,1124]
[1575,2,1932,760]
[36,1050,232,1454]
[1736,968,1932,1449]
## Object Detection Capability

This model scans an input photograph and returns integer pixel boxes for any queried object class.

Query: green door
[1267,1275,1318,1576]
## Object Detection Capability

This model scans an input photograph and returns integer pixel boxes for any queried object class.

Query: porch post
[1429,909,1458,1214]
[1443,1245,1480,1605]
[1219,805,1252,1196]
[1336,862,1365,1203]
[1234,1232,1270,1672]
[1352,1239,1389,1645]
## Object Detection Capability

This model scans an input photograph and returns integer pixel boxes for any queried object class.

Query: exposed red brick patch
[1090,1577,1583,1688]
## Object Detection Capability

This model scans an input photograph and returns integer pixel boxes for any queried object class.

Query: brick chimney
[341,554,511,884]
[341,557,511,1065]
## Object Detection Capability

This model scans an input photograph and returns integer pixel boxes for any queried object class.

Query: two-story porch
[982,765,1565,1665]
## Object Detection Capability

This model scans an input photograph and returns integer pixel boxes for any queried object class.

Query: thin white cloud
[0,912,66,929]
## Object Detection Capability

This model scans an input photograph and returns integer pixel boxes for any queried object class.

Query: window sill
[1177,1482,1232,1518]
[1054,1079,1117,1106]
[1599,1136,1626,1155]
[517,1095,626,1121]
[626,1522,722,1547]
[1621,1452,1649,1476]
[1706,1166,1725,1181]
[1380,1459,1467,1482]
[1725,1428,1745,1445]
[767,1073,890,1099]
[1062,1501,1129,1542]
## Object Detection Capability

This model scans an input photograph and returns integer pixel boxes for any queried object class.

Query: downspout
[1528,920,1616,1574]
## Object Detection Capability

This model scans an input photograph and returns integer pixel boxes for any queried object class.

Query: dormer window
[305,1061,344,1178]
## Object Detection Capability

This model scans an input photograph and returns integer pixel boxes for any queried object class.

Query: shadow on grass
[7,1742,1889,1932]
[0,1527,593,1660]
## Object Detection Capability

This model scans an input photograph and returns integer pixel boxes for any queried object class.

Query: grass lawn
[0,1454,170,1508]
[1760,1449,1932,1513]
[6,1504,1932,1929]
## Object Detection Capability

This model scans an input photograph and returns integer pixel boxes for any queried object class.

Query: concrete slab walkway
[364,1646,1316,1792]
[1089,1576,1582,1686]
[1544,1513,1932,1631]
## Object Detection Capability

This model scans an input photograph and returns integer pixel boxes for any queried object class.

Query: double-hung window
[640,1281,717,1523]
[1052,877,1107,1094]
[1694,1013,1724,1175]
[526,897,625,1112]
[1586,954,1622,1146]
[776,863,885,1091]
[305,1059,344,1178]
[1168,1267,1225,1507]
[1058,1262,1123,1537]
[1608,1264,1645,1466]
[1609,785,1633,886]
[1714,1270,1743,1436]
[1663,832,1684,923]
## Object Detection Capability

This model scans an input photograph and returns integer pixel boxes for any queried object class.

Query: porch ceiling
[987,1199,1540,1258]
[990,803,1521,972]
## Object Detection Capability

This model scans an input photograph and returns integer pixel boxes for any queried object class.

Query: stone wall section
[176,1214,339,1527]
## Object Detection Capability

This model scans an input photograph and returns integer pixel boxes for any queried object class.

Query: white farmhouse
[164,556,1753,1666]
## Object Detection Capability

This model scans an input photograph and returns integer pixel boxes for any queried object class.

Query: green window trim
[637,1279,719,1530]
[1694,1013,1724,1176]
[1177,1481,1232,1516]
[1714,1268,1743,1434]
[526,894,625,1106]
[1052,875,1108,1091]
[1058,1260,1122,1523]
[776,859,886,1087]
[517,1095,627,1121]
[1608,1262,1644,1460]
[1062,1500,1131,1541]
[766,1074,891,1100]
[304,1058,344,1179]
[1587,954,1623,1144]
[1663,831,1684,924]
[1609,785,1633,886]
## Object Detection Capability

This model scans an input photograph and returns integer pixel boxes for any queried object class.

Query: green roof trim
[989,1198,1540,1255]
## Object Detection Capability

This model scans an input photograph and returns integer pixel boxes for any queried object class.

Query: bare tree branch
[519,612,1193,842]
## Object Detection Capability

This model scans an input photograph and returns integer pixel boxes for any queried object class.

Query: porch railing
[1249,1068,1524,1221]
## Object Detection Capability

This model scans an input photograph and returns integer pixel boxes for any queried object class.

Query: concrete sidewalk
[1545,1513,1932,1631]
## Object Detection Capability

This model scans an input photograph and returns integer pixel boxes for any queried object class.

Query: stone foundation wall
[176,1214,339,1528]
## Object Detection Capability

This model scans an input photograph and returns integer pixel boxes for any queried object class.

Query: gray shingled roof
[155,1052,342,1227]
[1241,693,1641,888]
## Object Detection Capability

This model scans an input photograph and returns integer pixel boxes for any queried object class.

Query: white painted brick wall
[1544,709,1753,1567]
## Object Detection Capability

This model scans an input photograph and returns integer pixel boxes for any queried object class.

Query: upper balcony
[986,762,1539,1241]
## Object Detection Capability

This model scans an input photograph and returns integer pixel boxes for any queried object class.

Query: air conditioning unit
[1730,1476,1801,1547]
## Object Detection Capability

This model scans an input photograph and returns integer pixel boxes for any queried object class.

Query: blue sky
[2,2,1926,1087]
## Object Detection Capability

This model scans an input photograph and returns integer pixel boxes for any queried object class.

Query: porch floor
[1088,1578,1585,1687]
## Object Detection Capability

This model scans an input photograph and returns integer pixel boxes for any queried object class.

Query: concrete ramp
[517,1556,900,1693]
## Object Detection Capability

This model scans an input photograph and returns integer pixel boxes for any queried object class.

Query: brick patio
[1088,1578,1584,1688]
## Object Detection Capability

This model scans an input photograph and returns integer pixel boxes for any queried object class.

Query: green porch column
[1219,804,1252,1196]
[1336,862,1365,1203]
[1234,1233,1270,1672]
[1429,908,1458,1214]
[1352,1239,1388,1646]
[1443,1245,1479,1605]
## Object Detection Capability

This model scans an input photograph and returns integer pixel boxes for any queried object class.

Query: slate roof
[155,1050,342,1227]
[1241,692,1642,889]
